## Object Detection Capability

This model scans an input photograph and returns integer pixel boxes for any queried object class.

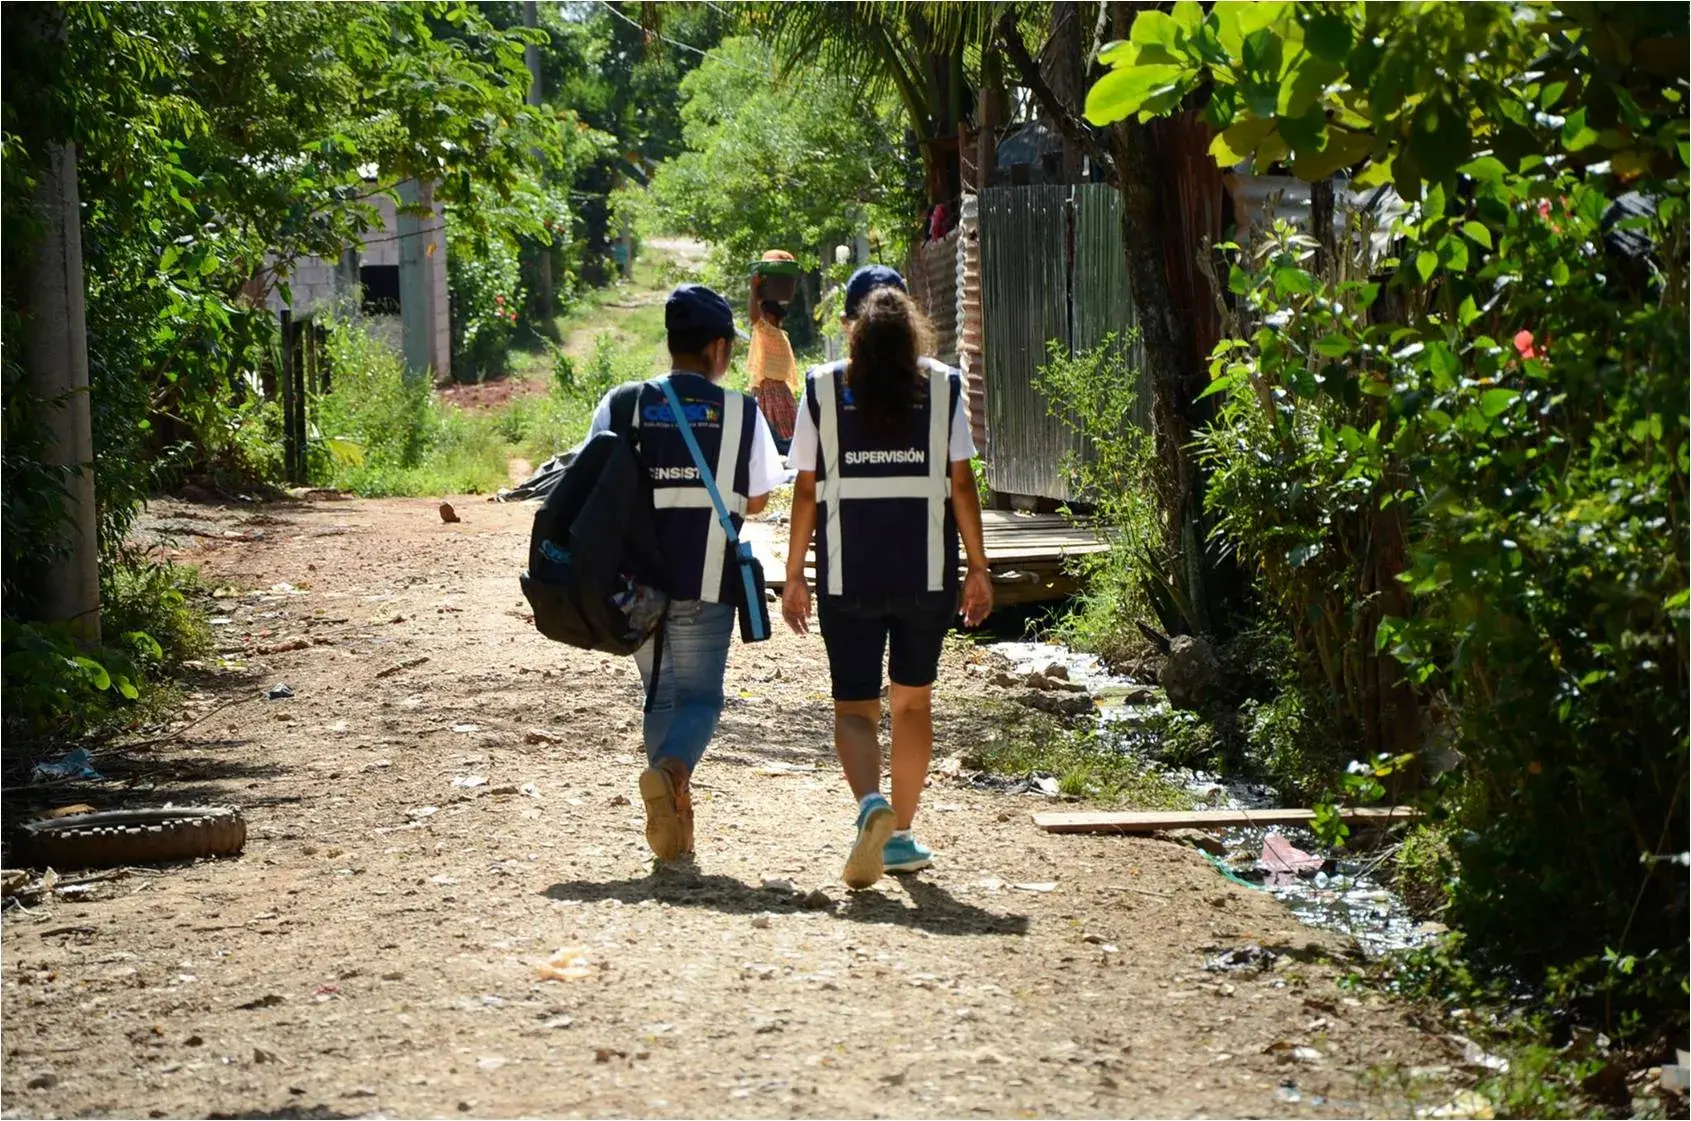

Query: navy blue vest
[806,357,962,599]
[632,373,758,603]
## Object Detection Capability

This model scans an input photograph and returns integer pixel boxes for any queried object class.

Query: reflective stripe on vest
[817,363,953,597]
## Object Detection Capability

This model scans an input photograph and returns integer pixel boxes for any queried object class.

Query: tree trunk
[1110,116,1207,630]
[23,139,102,645]
[1310,178,1336,278]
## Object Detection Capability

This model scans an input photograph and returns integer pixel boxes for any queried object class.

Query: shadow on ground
[542,869,1030,937]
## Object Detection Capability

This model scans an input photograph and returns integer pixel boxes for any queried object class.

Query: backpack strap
[608,382,642,439]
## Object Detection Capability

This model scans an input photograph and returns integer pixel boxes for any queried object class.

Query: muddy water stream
[989,641,1433,958]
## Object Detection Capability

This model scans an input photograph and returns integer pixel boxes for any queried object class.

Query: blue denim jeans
[634,598,736,772]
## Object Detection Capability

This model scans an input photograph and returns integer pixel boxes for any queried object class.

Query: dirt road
[2,496,1458,1119]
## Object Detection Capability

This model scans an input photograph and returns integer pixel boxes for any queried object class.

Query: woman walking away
[781,265,993,890]
[745,250,801,455]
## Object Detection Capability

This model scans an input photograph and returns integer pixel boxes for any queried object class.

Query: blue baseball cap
[665,283,736,342]
[843,265,907,319]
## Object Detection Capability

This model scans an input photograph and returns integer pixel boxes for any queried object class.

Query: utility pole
[524,0,554,326]
[21,6,100,645]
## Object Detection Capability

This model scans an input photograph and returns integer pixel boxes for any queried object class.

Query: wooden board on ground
[1032,806,1421,834]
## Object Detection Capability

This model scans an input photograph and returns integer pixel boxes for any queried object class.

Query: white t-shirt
[587,377,785,498]
[787,370,978,472]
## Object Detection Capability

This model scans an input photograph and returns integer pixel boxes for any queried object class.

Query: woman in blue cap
[781,265,993,889]
[585,283,784,861]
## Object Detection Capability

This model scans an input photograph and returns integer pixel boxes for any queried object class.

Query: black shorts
[817,591,956,702]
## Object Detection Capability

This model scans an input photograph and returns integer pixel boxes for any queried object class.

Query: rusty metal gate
[978,183,1144,501]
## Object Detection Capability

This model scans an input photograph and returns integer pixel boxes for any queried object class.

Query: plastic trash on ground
[31,748,102,783]
[536,947,592,982]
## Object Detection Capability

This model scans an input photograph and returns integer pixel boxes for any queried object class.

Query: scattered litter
[1205,944,1278,974]
[1659,1051,1689,1094]
[976,876,1005,892]
[755,762,816,776]
[541,1016,574,1030]
[1275,1082,1301,1104]
[1258,832,1324,885]
[264,683,295,700]
[1417,1090,1497,1119]
[453,775,488,789]
[536,947,592,982]
[1011,881,1057,893]
[521,784,541,798]
[407,806,440,820]
[474,1056,505,1071]
[327,720,350,734]
[1265,1038,1322,1064]
[932,802,962,812]
[430,875,458,886]
[451,723,482,734]
[30,748,102,783]
[1029,776,1061,797]
[1449,1034,1510,1073]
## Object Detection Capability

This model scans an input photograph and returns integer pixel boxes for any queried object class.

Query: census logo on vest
[641,401,720,426]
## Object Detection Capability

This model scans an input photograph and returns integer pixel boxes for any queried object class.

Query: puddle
[988,641,1432,957]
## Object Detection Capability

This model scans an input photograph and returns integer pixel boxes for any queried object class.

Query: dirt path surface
[3,497,1458,1120]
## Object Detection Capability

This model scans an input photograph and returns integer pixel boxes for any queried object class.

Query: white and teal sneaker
[843,794,895,889]
[883,831,933,873]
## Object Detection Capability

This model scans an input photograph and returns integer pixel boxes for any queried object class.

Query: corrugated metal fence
[906,227,960,366]
[979,184,1145,500]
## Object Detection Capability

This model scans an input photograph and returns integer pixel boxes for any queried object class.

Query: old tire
[16,806,246,870]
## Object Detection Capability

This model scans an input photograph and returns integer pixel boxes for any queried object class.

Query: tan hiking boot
[639,758,692,861]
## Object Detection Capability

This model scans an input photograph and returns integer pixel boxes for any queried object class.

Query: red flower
[1537,200,1552,218]
[1513,329,1540,360]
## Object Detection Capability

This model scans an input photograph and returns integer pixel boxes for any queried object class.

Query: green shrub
[101,558,211,672]
[448,229,525,383]
[2,559,208,744]
[312,316,508,496]
[966,705,1192,809]
[1204,170,1687,1031]
[1033,334,1163,667]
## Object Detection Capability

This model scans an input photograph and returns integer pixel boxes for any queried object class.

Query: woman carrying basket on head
[745,250,802,456]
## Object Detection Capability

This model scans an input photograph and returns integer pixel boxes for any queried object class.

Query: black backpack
[519,385,664,655]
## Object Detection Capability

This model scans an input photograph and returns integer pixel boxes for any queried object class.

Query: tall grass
[311,318,662,496]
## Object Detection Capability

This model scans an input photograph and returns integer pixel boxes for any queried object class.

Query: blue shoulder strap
[657,380,766,639]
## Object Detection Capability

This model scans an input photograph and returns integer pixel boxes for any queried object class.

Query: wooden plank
[1032,806,1421,833]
